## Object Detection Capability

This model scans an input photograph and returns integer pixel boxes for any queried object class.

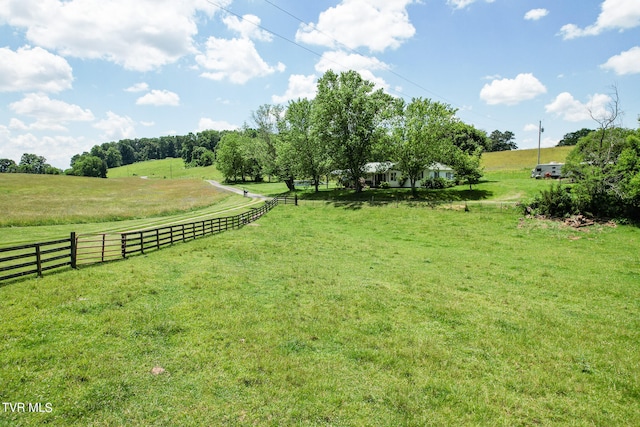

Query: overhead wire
[206,0,502,126]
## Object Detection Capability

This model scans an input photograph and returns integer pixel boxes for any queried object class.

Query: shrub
[525,183,576,218]
[424,177,454,189]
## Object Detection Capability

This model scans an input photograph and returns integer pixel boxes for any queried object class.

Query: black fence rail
[0,234,76,282]
[1,198,280,282]
[275,195,298,205]
[78,198,280,264]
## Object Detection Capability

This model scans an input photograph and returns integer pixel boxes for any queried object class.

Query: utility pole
[537,120,544,165]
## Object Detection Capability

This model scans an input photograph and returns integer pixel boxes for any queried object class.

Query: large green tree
[279,98,331,192]
[313,70,394,192]
[252,104,284,181]
[216,131,247,182]
[392,98,458,195]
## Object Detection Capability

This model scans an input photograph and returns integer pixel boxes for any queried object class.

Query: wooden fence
[1,198,280,282]
[0,234,76,282]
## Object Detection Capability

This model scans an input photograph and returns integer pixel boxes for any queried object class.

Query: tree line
[216,70,496,194]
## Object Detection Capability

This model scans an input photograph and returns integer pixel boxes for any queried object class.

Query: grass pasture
[481,146,573,171]
[0,173,235,228]
[1,205,639,426]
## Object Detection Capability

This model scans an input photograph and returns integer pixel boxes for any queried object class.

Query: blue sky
[1,0,639,169]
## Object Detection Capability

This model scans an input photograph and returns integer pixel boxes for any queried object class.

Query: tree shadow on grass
[296,187,494,204]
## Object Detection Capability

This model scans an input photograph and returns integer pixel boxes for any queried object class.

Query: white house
[335,162,455,188]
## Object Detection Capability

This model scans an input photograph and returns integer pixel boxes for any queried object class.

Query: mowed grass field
[1,204,639,426]
[0,173,232,227]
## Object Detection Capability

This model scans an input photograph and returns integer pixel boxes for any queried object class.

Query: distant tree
[487,130,517,152]
[448,122,488,155]
[197,130,221,152]
[191,146,215,167]
[0,158,17,173]
[75,155,107,178]
[216,131,247,182]
[557,128,593,147]
[105,146,123,168]
[18,153,47,174]
[313,70,394,192]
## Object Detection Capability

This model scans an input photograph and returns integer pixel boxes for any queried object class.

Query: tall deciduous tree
[279,98,331,192]
[216,131,247,182]
[313,70,393,192]
[252,104,284,181]
[392,97,458,195]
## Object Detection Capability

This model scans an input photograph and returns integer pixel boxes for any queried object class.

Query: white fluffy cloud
[196,37,285,84]
[545,92,612,122]
[447,0,495,10]
[223,14,273,42]
[0,0,229,71]
[315,51,390,90]
[272,74,318,104]
[197,118,239,132]
[9,93,94,131]
[94,111,136,140]
[136,90,180,106]
[601,46,640,75]
[480,73,547,105]
[125,83,150,93]
[0,46,73,93]
[559,0,640,39]
[524,9,549,21]
[296,0,416,52]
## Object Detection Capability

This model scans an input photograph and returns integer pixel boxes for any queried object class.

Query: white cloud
[197,118,239,132]
[0,46,73,93]
[601,46,640,75]
[315,51,390,90]
[223,14,272,42]
[0,0,230,71]
[296,0,416,52]
[0,129,88,168]
[523,123,539,132]
[196,37,285,84]
[136,89,180,106]
[447,0,495,10]
[545,92,612,122]
[94,111,136,140]
[559,0,640,39]
[480,73,547,105]
[273,74,318,104]
[125,82,150,93]
[9,93,94,131]
[140,121,155,127]
[525,9,549,21]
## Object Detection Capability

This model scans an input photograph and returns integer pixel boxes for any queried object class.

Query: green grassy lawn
[1,205,638,426]
[107,158,224,180]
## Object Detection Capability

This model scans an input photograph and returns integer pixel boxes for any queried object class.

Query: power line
[206,0,503,126]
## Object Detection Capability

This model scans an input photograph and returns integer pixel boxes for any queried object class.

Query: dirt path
[206,180,269,200]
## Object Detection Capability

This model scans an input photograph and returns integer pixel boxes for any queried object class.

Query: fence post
[70,232,77,269]
[121,234,127,258]
[35,245,42,277]
[102,234,106,262]
[140,232,144,254]
[295,194,298,206]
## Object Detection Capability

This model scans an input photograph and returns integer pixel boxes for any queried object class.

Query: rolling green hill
[481,146,573,171]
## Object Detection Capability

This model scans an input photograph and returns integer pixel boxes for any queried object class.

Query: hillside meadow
[1,204,639,426]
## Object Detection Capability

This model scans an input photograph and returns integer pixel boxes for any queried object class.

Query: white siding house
[360,162,455,188]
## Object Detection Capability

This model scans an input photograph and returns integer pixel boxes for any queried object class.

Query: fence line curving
[1,198,280,282]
